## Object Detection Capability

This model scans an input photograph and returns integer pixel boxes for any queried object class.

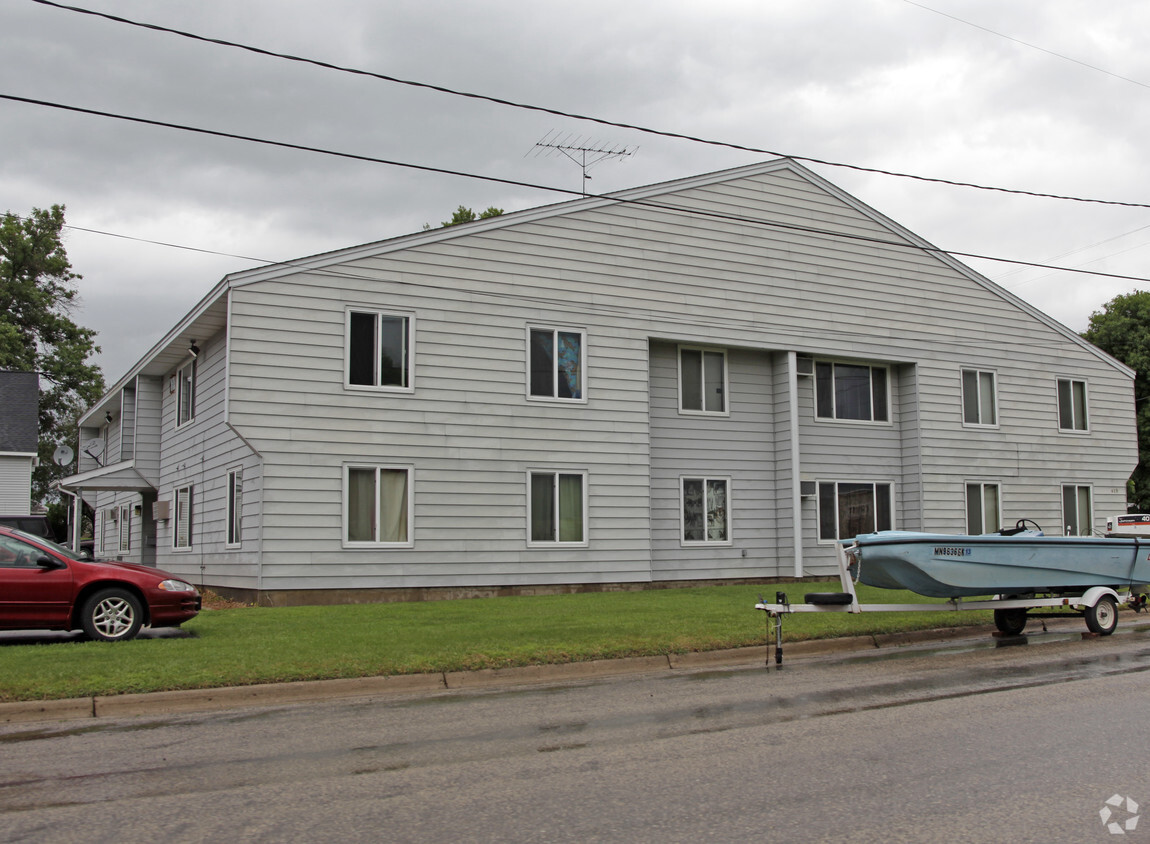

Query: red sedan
[0,525,201,641]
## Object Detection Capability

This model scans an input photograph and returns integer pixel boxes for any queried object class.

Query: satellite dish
[82,439,105,457]
[53,445,74,467]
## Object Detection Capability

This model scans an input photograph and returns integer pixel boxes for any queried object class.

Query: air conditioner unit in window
[795,356,814,377]
[800,481,817,498]
[152,500,171,521]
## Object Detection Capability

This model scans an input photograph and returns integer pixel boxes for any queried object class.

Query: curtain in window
[557,332,582,399]
[978,372,995,424]
[983,484,1000,532]
[530,473,555,541]
[175,488,192,548]
[557,474,583,542]
[683,478,705,541]
[706,479,727,541]
[347,468,376,542]
[379,469,409,543]
[837,482,876,540]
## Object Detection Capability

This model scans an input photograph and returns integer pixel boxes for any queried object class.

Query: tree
[0,205,105,504]
[1082,290,1150,510]
[424,205,504,230]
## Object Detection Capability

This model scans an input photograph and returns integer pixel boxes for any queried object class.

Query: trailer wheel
[1085,596,1119,635]
[993,607,1027,636]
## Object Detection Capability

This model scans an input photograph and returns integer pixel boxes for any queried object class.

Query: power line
[28,0,1150,212]
[2,92,1141,286]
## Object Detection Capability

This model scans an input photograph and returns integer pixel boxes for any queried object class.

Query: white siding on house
[0,456,34,514]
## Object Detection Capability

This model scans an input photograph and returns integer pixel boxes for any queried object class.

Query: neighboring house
[60,159,1139,604]
[0,370,40,515]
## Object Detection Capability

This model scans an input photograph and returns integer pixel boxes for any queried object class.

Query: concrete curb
[0,619,1102,725]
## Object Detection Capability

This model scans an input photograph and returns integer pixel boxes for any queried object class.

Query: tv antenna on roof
[529,131,637,196]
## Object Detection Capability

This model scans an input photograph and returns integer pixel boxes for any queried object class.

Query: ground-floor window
[528,470,587,545]
[118,504,132,553]
[965,482,1001,534]
[174,486,193,550]
[818,481,893,541]
[344,465,413,546]
[680,476,731,544]
[1061,484,1093,536]
[226,467,243,548]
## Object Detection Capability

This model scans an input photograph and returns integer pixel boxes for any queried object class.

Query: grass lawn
[0,582,994,702]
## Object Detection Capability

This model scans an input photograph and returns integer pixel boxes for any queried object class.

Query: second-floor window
[962,369,997,426]
[529,327,585,400]
[176,360,195,426]
[816,362,889,422]
[1057,379,1088,431]
[346,309,412,391]
[679,347,727,414]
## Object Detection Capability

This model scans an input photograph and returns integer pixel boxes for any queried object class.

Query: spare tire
[804,592,854,606]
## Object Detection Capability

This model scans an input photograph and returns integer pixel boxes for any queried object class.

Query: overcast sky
[5,0,1150,379]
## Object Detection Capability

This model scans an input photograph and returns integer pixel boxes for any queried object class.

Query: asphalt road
[3,628,1150,843]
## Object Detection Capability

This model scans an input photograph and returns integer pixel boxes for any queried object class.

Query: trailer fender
[1077,586,1120,609]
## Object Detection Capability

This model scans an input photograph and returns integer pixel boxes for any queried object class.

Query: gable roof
[0,370,39,453]
[79,158,1130,424]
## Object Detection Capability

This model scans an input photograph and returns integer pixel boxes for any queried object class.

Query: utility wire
[27,0,1150,212]
[8,92,1148,285]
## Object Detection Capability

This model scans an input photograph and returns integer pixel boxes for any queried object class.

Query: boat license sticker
[934,546,973,557]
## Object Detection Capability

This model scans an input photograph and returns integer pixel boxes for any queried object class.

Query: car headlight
[159,579,197,592]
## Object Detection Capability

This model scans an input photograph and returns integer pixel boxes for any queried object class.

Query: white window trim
[225,466,243,550]
[816,480,896,544]
[175,359,196,429]
[678,475,734,547]
[960,368,999,429]
[813,360,893,426]
[1056,377,1090,434]
[525,325,589,404]
[526,469,590,548]
[341,464,415,549]
[118,504,132,553]
[1061,483,1094,536]
[677,345,730,417]
[173,485,193,551]
[344,307,416,394]
[964,481,1002,535]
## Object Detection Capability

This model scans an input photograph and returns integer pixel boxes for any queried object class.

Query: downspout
[788,351,803,578]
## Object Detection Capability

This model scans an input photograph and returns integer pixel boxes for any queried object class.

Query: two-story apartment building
[61,159,1139,605]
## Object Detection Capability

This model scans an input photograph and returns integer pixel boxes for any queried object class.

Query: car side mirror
[36,555,66,570]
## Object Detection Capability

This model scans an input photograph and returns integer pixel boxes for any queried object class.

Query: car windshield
[6,528,83,561]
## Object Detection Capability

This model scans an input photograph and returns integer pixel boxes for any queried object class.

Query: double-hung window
[173,485,193,550]
[818,481,893,541]
[176,360,195,427]
[529,327,585,401]
[344,465,413,546]
[346,309,413,391]
[961,369,997,426]
[1061,484,1093,536]
[528,471,587,545]
[226,467,243,548]
[1057,379,1088,432]
[965,482,1001,534]
[679,347,727,414]
[680,476,731,544]
[815,362,889,422]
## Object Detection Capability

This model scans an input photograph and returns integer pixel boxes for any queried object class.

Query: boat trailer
[755,541,1148,668]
